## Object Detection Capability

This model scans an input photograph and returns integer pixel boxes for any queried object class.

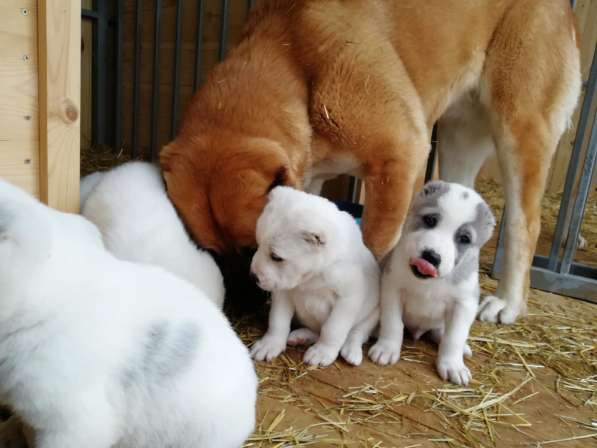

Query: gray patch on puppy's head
[406,181,450,231]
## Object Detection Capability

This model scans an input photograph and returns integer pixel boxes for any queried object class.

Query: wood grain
[0,0,39,196]
[38,0,81,212]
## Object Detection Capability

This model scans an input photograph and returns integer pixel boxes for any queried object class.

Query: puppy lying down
[250,187,380,367]
[81,161,225,308]
[369,181,495,385]
[0,180,256,448]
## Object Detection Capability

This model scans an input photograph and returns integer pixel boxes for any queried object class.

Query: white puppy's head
[250,186,349,291]
[400,181,495,282]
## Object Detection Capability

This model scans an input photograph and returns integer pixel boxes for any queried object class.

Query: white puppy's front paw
[368,340,401,365]
[250,335,286,362]
[303,343,338,367]
[478,295,522,324]
[340,341,363,366]
[436,356,472,385]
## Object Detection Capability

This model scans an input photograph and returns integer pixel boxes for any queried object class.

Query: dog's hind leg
[438,94,494,189]
[287,328,318,346]
[477,0,581,324]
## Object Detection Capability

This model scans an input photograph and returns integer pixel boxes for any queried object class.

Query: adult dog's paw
[340,341,363,366]
[250,335,286,362]
[303,343,338,367]
[368,340,401,365]
[436,356,472,386]
[478,295,522,324]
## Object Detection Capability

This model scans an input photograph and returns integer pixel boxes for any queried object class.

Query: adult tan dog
[161,0,581,324]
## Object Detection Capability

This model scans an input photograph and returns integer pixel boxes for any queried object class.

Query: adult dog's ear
[302,231,325,247]
[160,143,225,253]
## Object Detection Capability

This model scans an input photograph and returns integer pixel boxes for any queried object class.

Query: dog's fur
[81,162,225,308]
[161,0,580,324]
[0,179,256,448]
[250,187,380,366]
[369,181,495,385]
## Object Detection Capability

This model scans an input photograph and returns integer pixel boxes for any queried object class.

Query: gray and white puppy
[369,181,495,385]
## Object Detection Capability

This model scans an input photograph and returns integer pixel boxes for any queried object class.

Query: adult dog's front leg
[362,147,428,260]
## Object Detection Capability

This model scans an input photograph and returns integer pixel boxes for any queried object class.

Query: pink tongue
[410,258,438,277]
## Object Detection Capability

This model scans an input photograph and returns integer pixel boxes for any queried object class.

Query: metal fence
[82,0,595,302]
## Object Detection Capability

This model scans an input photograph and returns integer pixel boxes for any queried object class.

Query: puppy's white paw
[340,341,363,366]
[368,340,401,365]
[287,328,318,346]
[303,343,338,367]
[250,335,286,362]
[478,295,522,324]
[463,343,472,358]
[436,356,472,385]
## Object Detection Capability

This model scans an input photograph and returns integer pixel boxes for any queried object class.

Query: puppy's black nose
[421,249,441,268]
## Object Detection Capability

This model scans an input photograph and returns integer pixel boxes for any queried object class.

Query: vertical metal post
[171,0,183,139]
[425,124,438,182]
[92,0,109,147]
[547,45,597,270]
[150,0,162,160]
[219,0,230,61]
[132,0,143,158]
[193,0,205,90]
[114,0,123,153]
[560,112,597,274]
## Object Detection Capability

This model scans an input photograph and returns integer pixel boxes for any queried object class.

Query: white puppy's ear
[302,231,325,246]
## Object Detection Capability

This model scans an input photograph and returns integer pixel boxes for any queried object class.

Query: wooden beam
[38,0,81,212]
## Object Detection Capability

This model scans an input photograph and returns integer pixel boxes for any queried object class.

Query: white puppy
[369,181,495,385]
[81,161,225,309]
[250,187,380,367]
[0,180,256,448]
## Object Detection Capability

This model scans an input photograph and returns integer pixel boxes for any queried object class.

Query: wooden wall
[0,0,40,196]
[0,0,80,212]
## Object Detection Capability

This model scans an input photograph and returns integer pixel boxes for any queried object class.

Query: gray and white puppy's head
[400,181,495,282]
[250,186,348,291]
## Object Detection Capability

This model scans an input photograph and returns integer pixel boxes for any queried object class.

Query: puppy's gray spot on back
[462,191,469,200]
[142,321,200,384]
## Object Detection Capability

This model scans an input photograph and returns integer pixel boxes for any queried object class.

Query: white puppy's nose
[421,249,441,268]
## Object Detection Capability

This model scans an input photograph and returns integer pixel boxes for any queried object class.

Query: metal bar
[82,9,100,20]
[150,0,162,160]
[114,0,124,153]
[132,0,143,158]
[219,0,230,61]
[560,111,597,274]
[171,0,183,139]
[547,45,597,270]
[193,0,205,90]
[570,0,577,9]
[425,124,438,182]
[92,0,109,147]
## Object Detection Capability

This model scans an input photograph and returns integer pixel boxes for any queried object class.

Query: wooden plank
[0,0,39,196]
[38,0,81,212]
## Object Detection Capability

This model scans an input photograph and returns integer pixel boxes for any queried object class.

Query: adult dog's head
[161,134,298,254]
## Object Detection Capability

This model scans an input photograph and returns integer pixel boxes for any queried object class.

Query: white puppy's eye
[270,252,284,262]
[422,214,438,229]
[457,234,471,245]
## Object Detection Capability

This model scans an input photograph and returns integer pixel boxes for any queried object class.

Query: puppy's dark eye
[458,234,471,245]
[270,252,284,262]
[422,214,438,229]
